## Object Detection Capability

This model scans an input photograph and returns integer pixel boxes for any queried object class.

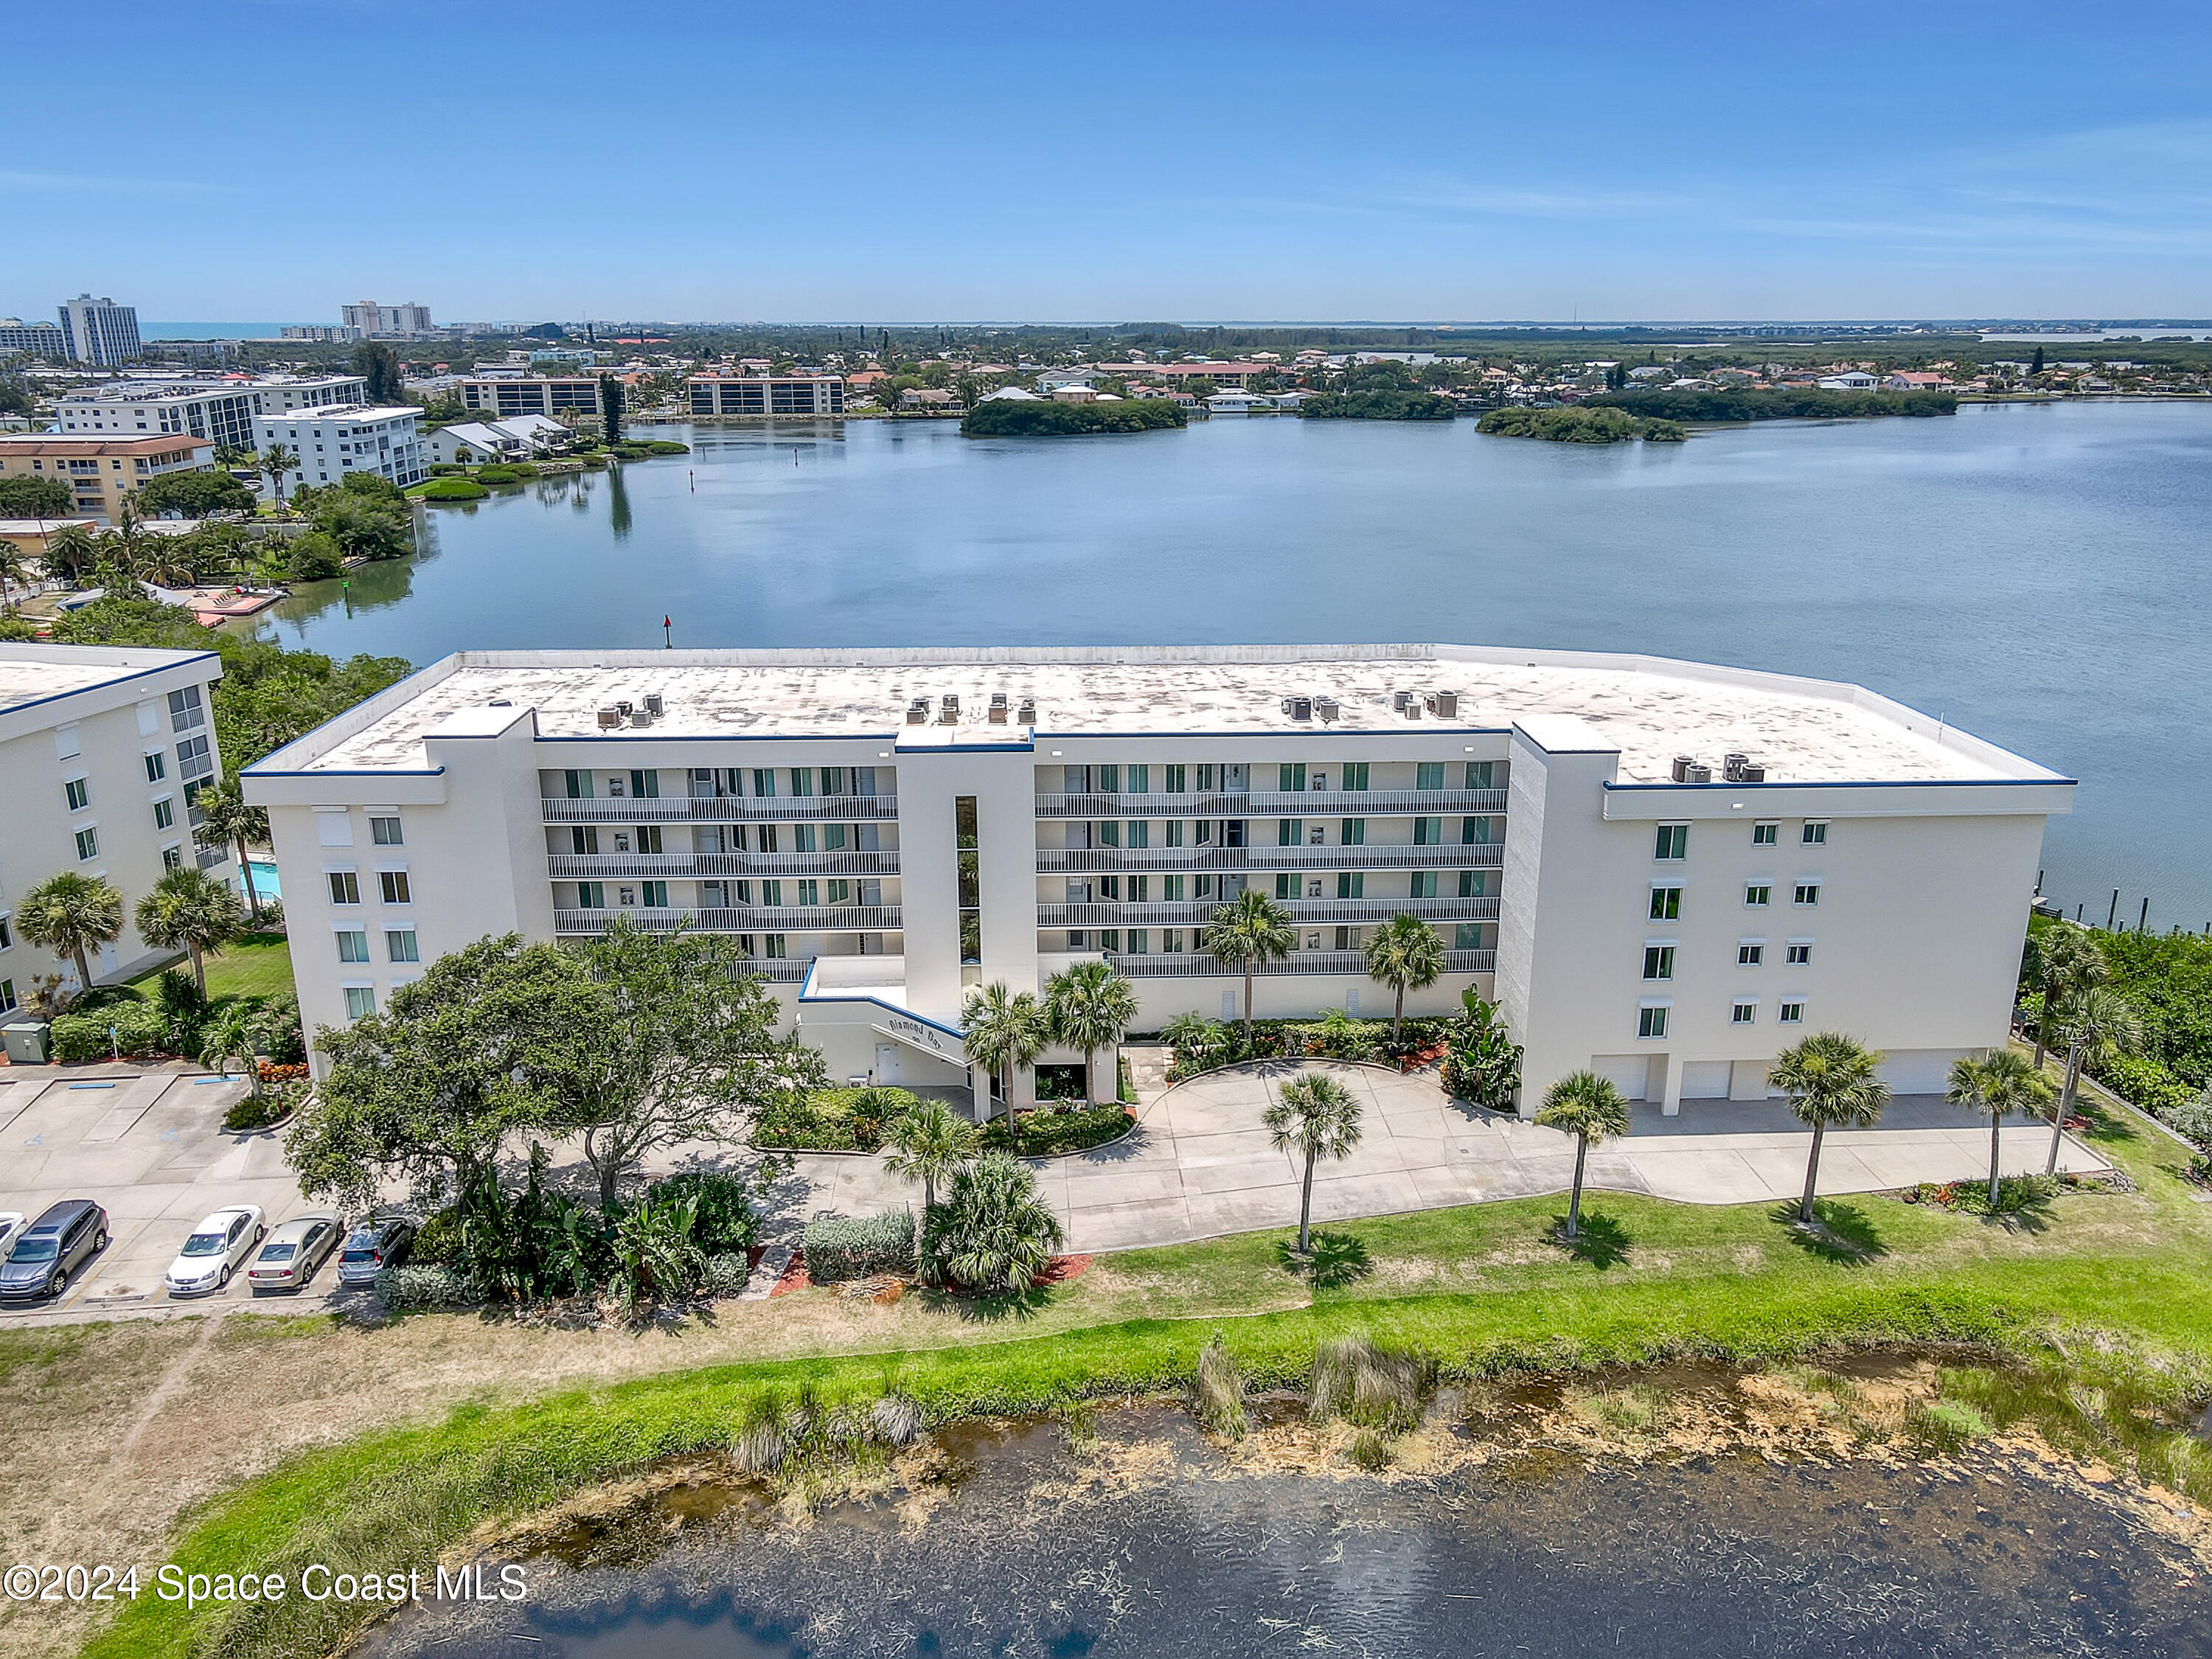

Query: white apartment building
[243,646,2070,1118]
[53,374,369,451]
[688,375,849,417]
[252,405,426,493]
[57,296,142,367]
[0,644,233,1009]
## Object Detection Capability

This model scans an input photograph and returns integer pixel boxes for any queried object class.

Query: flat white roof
[259,644,2063,787]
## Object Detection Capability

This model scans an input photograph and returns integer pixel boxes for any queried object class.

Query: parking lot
[0,1068,357,1321]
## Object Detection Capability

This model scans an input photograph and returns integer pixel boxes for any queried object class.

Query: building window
[1638,1005,1669,1040]
[342,985,376,1020]
[1416,762,1445,791]
[378,871,411,905]
[74,827,99,862]
[1649,885,1681,920]
[1778,1000,1806,1025]
[1732,1000,1758,1025]
[1752,822,1778,845]
[1654,824,1688,860]
[145,751,167,783]
[1794,883,1820,907]
[1802,821,1828,846]
[371,815,403,845]
[327,871,361,905]
[153,798,175,830]
[956,796,981,978]
[336,931,371,963]
[1745,883,1772,907]
[1738,942,1764,966]
[386,930,420,964]
[1642,945,1675,981]
[64,777,90,811]
[1786,942,1812,966]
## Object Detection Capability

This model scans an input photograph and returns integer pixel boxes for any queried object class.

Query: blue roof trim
[0,650,222,720]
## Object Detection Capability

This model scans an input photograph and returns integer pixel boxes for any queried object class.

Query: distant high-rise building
[56,294,142,366]
[341,299,435,338]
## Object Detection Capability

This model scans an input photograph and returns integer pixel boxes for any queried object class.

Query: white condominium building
[251,405,426,493]
[0,644,233,1009]
[243,646,2070,1118]
[53,374,369,451]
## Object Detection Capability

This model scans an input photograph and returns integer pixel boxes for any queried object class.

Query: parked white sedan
[164,1205,267,1298]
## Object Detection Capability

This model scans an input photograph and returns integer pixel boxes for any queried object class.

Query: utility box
[2,1023,51,1065]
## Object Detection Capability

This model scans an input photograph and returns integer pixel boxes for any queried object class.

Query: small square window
[1794,883,1820,907]
[1732,1000,1758,1025]
[342,984,376,1020]
[1802,821,1828,846]
[74,827,99,862]
[1751,822,1778,845]
[1787,943,1812,966]
[1654,824,1688,860]
[379,870,411,905]
[370,815,404,846]
[1778,1000,1806,1025]
[1745,883,1772,907]
[1638,1005,1669,1040]
[1738,942,1764,966]
[63,777,90,812]
[336,931,371,963]
[1649,885,1681,921]
[327,871,361,905]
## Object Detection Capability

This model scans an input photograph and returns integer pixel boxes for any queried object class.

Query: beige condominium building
[0,644,233,1010]
[242,644,2072,1119]
[0,435,217,524]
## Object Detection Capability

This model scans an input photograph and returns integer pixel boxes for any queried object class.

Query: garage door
[1590,1054,1652,1102]
[1679,1061,1732,1100]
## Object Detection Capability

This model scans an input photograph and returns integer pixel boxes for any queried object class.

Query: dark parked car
[335,1217,415,1287]
[0,1200,109,1301]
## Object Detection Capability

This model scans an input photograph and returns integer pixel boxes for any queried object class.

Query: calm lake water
[258,401,2212,929]
[366,1407,2209,1659]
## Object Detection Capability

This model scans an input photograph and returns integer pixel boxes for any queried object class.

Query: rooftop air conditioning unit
[906,698,929,725]
[1314,696,1339,723]
[1671,754,1697,783]
[643,693,664,717]
[597,707,622,730]
[1424,689,1459,719]
[1281,695,1312,720]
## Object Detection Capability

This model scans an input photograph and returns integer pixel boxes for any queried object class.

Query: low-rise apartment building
[52,374,369,451]
[688,375,847,417]
[251,405,426,493]
[0,436,217,523]
[0,644,232,1006]
[243,646,2070,1118]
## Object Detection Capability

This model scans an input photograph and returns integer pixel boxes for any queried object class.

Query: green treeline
[1476,406,1686,444]
[961,398,1186,437]
[1587,388,1958,422]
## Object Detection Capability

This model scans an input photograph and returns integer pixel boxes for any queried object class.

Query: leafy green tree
[1363,912,1445,1042]
[0,474,72,519]
[1769,1032,1892,1222]
[1203,888,1295,1047]
[1265,1071,1363,1255]
[16,871,125,993]
[192,778,271,922]
[132,867,245,1001]
[135,471,255,519]
[919,1152,1064,1291]
[1534,1070,1630,1239]
[290,934,605,1212]
[961,979,1050,1124]
[882,1096,981,1211]
[259,443,297,509]
[2046,986,2143,1174]
[349,341,405,403]
[1044,959,1138,1104]
[1946,1048,2053,1208]
[564,914,823,1210]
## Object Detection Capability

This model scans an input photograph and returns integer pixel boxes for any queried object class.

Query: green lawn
[127,930,295,1003]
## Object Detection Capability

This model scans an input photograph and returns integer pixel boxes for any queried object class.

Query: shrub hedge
[801,1211,915,1282]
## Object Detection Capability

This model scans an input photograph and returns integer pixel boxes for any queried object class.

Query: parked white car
[164,1205,267,1298]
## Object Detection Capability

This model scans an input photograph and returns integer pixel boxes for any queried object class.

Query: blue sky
[9,0,2211,323]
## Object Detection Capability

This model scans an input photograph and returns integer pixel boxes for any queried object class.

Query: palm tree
[1203,888,1295,1048]
[1768,1031,1892,1222]
[2030,922,2104,1069]
[881,1097,980,1212]
[192,779,271,923]
[0,538,24,611]
[1945,1048,2053,1208]
[1534,1069,1630,1240]
[1045,959,1138,1105]
[132,866,246,1001]
[960,980,1050,1126]
[15,872,125,994]
[259,444,297,510]
[1264,1071,1363,1255]
[2045,986,2143,1175]
[1363,912,1446,1042]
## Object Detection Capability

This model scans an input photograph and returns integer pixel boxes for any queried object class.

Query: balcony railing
[543,795,897,824]
[1034,789,1507,818]
[1037,897,1498,928]
[1037,843,1504,874]
[1113,948,1496,978]
[548,851,901,879]
[554,905,902,934]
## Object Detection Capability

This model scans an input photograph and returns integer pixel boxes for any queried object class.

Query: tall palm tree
[1534,1069,1630,1240]
[1264,1071,1363,1255]
[1044,959,1138,1105]
[2046,986,2143,1175]
[192,779,271,922]
[2029,922,2104,1069]
[1363,912,1446,1042]
[960,980,1049,1125]
[1203,888,1295,1048]
[1768,1031,1892,1222]
[0,538,24,611]
[15,872,125,994]
[133,866,246,1001]
[1945,1048,2053,1208]
[259,444,297,510]
[881,1097,980,1212]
